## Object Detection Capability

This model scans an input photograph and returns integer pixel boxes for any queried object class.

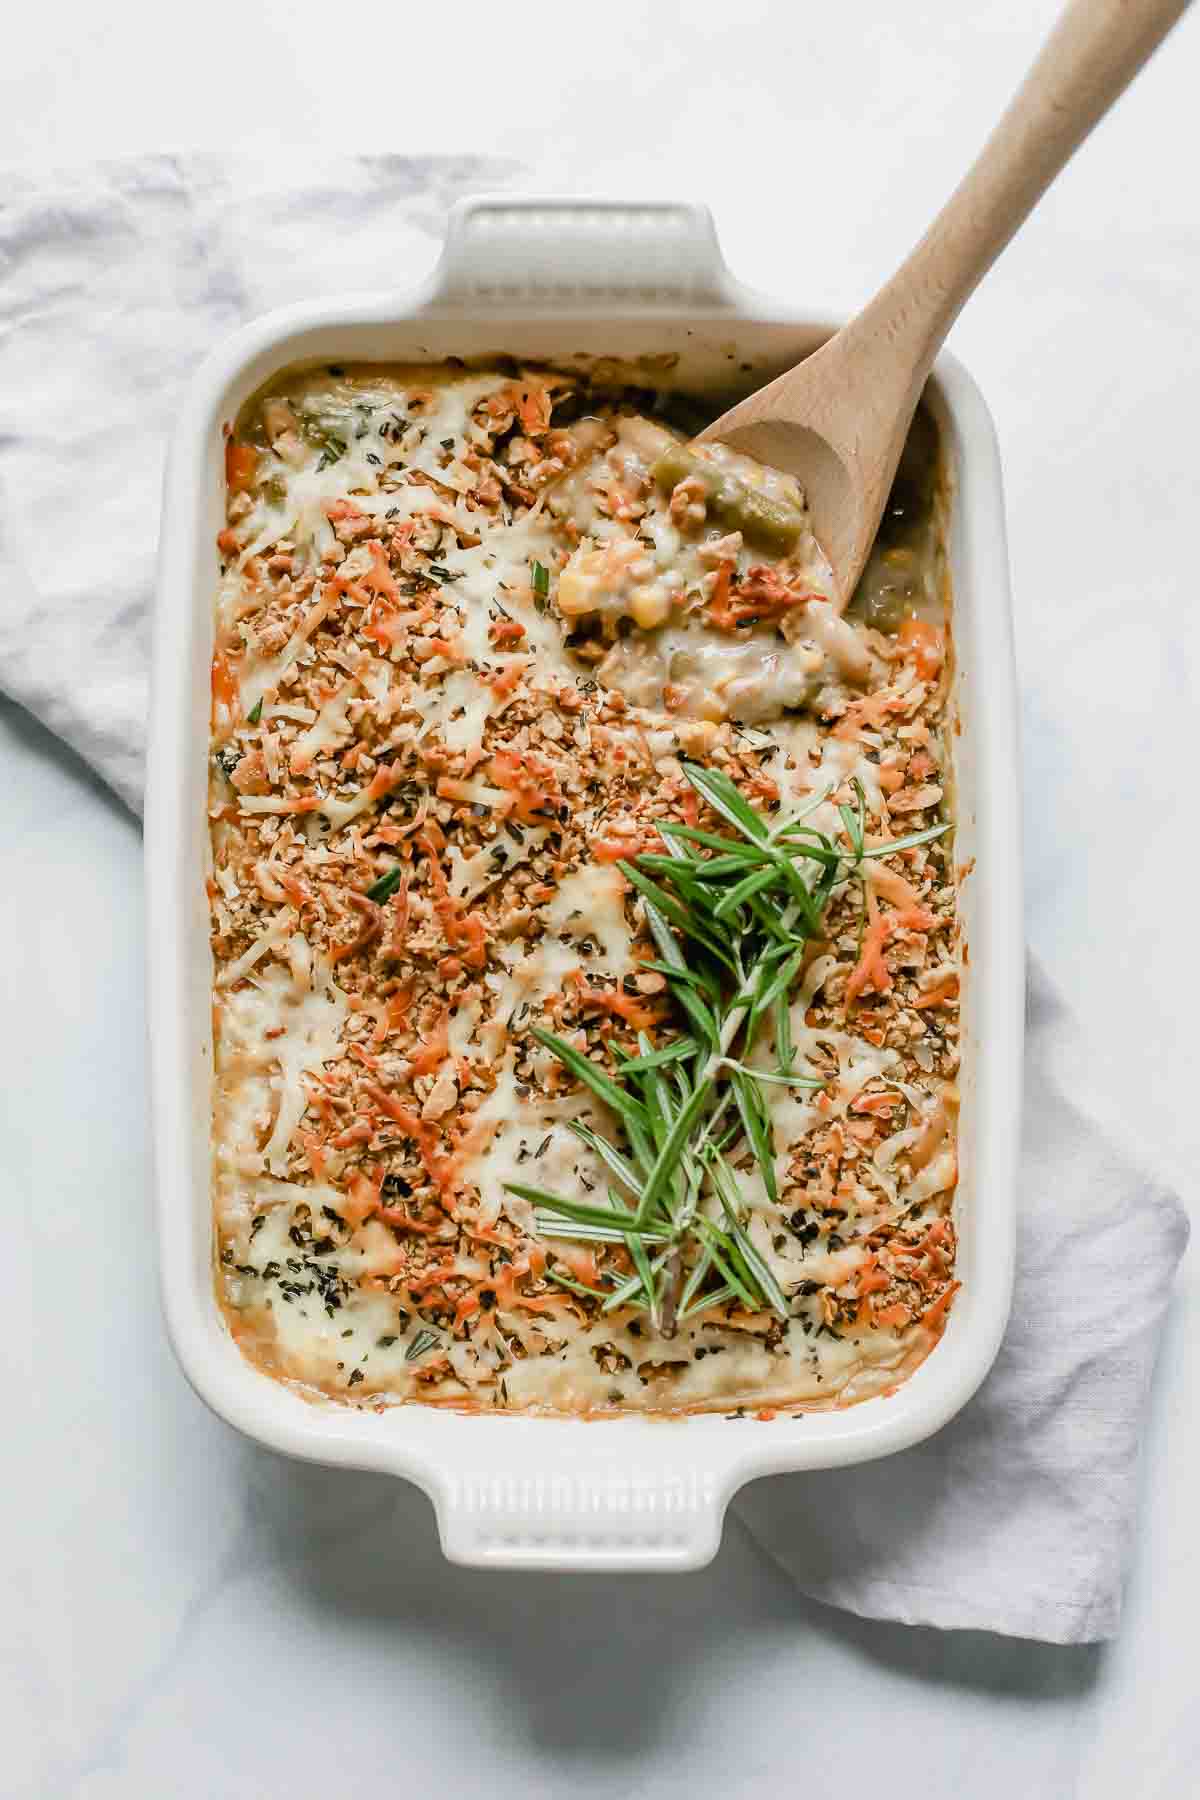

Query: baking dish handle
[428,195,735,310]
[431,1448,732,1570]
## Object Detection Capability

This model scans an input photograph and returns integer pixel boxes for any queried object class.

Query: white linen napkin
[0,152,516,813]
[737,965,1187,1644]
[0,156,1186,1643]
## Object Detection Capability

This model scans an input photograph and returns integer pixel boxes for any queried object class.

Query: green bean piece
[847,404,941,632]
[650,444,806,556]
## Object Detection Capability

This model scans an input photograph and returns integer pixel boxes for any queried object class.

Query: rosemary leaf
[624,1229,660,1329]
[535,1211,670,1245]
[633,1078,714,1227]
[620,862,737,971]
[678,1282,736,1323]
[659,821,766,856]
[682,762,770,844]
[509,1183,643,1232]
[858,821,951,858]
[726,1219,790,1320]
[365,866,403,904]
[775,988,793,1074]
[694,1219,761,1311]
[729,1068,778,1206]
[405,1327,440,1362]
[617,1039,698,1074]
[529,1026,647,1127]
[720,1057,823,1089]
[713,860,784,920]
[545,1267,609,1300]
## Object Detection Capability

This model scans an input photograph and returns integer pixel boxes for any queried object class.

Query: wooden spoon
[698,0,1191,608]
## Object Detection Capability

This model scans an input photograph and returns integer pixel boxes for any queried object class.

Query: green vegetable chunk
[365,866,403,904]
[651,443,806,556]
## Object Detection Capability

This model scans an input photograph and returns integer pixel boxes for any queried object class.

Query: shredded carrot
[845,901,936,1005]
[418,831,488,970]
[366,1083,457,1199]
[343,1169,382,1227]
[356,761,405,811]
[920,1281,961,1334]
[591,836,651,864]
[569,973,657,1033]
[409,1004,450,1077]
[488,747,560,825]
[361,611,410,652]
[330,892,383,965]
[453,1292,481,1330]
[331,1120,374,1149]
[866,860,924,910]
[324,497,371,534]
[381,882,411,963]
[833,687,908,740]
[210,647,240,729]
[515,383,553,436]
[706,560,734,621]
[376,1206,442,1236]
[914,972,959,1010]
[851,1091,898,1117]
[557,1244,600,1286]
[363,539,401,608]
[854,1260,891,1297]
[488,657,530,698]
[297,1130,328,1181]
[461,1217,514,1251]
[406,1263,465,1296]
[913,1216,954,1271]
[707,564,819,630]
[898,616,942,680]
[225,441,259,493]
[492,1256,567,1317]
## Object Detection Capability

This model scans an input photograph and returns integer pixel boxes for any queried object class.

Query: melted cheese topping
[209,362,960,1416]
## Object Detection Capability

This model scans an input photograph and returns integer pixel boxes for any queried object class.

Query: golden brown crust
[208,364,961,1414]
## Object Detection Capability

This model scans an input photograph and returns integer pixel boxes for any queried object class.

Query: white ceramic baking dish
[147,196,1022,1571]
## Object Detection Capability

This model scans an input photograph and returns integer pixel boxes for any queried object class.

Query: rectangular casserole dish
[147,196,1022,1570]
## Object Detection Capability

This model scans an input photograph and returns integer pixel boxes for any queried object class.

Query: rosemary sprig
[365,866,403,904]
[508,764,950,1332]
[405,1326,441,1362]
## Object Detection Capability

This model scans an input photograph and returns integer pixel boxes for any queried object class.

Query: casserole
[148,196,1022,1568]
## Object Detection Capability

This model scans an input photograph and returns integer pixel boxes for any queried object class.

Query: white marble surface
[3,2,1200,1794]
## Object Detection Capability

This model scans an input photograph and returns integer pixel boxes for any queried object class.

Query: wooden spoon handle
[849,0,1191,382]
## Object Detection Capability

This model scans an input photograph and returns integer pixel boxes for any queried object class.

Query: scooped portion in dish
[207,361,960,1415]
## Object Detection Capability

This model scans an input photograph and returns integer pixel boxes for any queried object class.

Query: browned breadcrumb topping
[209,363,961,1414]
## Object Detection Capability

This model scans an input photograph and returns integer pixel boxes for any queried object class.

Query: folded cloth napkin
[0,152,516,813]
[0,156,1187,1643]
[737,964,1188,1644]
